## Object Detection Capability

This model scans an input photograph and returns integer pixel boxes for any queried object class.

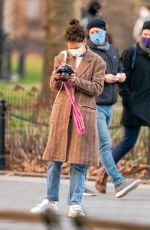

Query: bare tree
[0,0,4,79]
[41,0,78,107]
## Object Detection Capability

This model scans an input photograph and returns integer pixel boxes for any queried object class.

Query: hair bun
[69,19,79,26]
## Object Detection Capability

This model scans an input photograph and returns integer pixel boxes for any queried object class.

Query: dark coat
[43,48,106,166]
[88,41,124,105]
[120,43,150,126]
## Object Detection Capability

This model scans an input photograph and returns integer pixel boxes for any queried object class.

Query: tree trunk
[0,0,4,79]
[41,0,78,108]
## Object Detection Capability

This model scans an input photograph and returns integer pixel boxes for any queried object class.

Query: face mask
[69,46,85,57]
[141,36,150,48]
[89,31,106,45]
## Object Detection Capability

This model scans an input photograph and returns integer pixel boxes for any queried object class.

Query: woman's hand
[105,74,118,83]
[69,73,76,83]
[52,70,61,80]
[118,73,126,83]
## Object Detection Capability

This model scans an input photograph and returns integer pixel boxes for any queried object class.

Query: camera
[55,64,74,81]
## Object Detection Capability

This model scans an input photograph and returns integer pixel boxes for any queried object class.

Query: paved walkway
[0,175,150,230]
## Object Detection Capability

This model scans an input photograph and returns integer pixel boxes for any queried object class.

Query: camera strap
[60,50,67,64]
[60,50,85,134]
[63,81,85,134]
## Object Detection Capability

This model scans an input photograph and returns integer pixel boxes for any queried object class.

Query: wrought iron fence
[0,86,150,177]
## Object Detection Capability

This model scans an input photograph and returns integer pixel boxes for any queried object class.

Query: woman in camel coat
[31,19,105,217]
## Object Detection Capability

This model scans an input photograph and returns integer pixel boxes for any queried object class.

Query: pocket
[80,105,96,111]
[79,107,97,132]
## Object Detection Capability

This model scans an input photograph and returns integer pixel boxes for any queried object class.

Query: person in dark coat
[96,20,150,193]
[81,1,113,44]
[81,0,102,30]
[84,17,140,198]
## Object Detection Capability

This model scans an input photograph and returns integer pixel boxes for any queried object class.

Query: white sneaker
[30,199,58,213]
[68,205,85,218]
[83,187,96,196]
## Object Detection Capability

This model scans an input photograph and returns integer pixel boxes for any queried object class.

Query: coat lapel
[66,51,76,69]
[76,60,91,78]
[76,48,92,78]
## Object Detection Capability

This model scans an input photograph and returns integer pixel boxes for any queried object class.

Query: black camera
[55,64,74,81]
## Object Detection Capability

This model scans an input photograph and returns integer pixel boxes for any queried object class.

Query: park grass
[0,52,43,130]
[1,53,43,89]
[19,53,43,84]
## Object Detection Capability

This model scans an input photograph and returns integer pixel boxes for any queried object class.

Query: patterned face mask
[89,31,106,45]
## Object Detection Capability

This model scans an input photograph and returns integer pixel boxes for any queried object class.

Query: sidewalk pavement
[0,175,150,230]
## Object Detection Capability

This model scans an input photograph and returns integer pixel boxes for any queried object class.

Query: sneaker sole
[68,212,85,218]
[68,212,76,218]
[116,180,140,198]
[30,206,58,214]
[83,193,96,197]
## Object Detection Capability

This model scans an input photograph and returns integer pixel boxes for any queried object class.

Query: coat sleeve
[119,48,132,105]
[115,47,124,73]
[73,58,106,96]
[50,55,63,92]
[118,56,125,73]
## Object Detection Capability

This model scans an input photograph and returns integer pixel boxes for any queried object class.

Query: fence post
[0,98,6,170]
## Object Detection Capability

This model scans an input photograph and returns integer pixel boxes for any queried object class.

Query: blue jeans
[97,105,124,185]
[46,161,88,205]
[113,125,141,163]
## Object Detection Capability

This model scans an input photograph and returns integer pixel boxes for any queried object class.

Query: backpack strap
[131,44,137,69]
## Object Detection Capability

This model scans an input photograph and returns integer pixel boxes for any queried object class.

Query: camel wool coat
[43,48,106,166]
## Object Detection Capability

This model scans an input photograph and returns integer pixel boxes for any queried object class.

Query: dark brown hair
[88,1,101,15]
[65,19,85,42]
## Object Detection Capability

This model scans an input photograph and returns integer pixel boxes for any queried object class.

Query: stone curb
[0,170,150,184]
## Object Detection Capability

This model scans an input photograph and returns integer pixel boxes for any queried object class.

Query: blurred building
[81,0,150,51]
[2,0,150,53]
[3,0,46,53]
[102,0,150,51]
